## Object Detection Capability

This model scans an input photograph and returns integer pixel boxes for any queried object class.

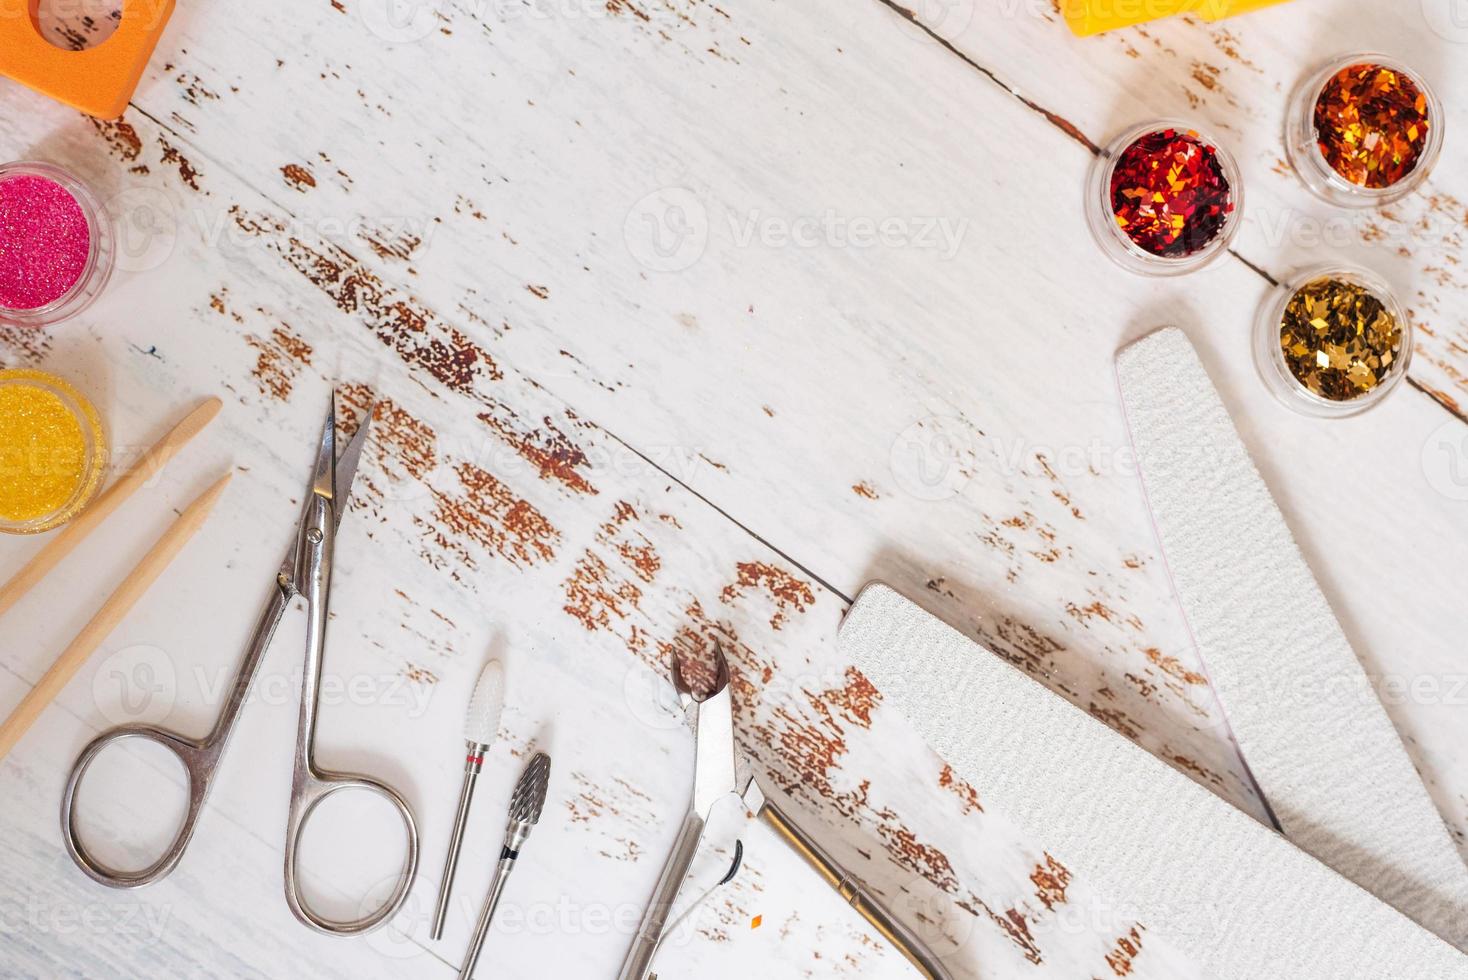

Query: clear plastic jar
[0,161,115,327]
[1254,265,1411,418]
[1284,53,1444,208]
[0,369,108,534]
[1085,120,1244,277]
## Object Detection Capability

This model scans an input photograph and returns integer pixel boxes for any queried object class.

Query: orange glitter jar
[0,369,107,534]
[1286,54,1443,207]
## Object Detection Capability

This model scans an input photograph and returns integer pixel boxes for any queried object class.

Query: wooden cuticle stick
[0,397,221,620]
[0,472,232,762]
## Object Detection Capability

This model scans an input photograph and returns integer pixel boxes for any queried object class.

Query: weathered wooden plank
[0,94,1211,978]
[98,0,1467,848]
[0,0,1463,976]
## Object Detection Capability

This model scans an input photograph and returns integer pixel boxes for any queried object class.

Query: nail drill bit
[457,752,552,980]
[431,659,506,941]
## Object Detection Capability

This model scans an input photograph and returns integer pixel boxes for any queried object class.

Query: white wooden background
[2,0,1466,977]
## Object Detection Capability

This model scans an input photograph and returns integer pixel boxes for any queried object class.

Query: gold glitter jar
[1254,266,1411,418]
[0,369,108,533]
[1285,53,1444,208]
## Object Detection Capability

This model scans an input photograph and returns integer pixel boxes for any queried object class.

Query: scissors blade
[332,396,374,534]
[309,396,337,504]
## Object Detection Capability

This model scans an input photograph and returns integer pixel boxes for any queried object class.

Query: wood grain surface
[1,1,1465,977]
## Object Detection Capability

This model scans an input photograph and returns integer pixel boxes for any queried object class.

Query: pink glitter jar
[0,162,114,327]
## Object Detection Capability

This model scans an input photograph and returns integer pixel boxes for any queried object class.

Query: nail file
[839,583,1468,979]
[1115,326,1468,946]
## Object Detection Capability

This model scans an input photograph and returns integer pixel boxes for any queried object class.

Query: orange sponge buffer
[0,0,176,119]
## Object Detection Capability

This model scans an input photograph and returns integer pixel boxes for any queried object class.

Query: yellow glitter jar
[1253,266,1412,418]
[0,369,107,533]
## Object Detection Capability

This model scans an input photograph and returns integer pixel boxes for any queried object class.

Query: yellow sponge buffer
[1063,0,1289,36]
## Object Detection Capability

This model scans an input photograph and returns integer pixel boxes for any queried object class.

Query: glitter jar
[1285,54,1444,208]
[1086,121,1243,277]
[0,369,108,534]
[1254,265,1411,418]
[0,161,115,328]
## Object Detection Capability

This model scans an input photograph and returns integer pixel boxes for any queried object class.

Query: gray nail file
[839,582,1468,980]
[1116,325,1468,947]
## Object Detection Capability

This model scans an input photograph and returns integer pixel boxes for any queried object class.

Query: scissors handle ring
[282,769,420,936]
[60,724,214,889]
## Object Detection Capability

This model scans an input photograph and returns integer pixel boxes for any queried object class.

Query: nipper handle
[617,810,707,980]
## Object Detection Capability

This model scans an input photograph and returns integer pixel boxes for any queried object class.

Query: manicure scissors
[618,642,955,980]
[61,394,420,936]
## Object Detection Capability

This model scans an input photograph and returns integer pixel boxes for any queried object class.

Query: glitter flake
[1109,128,1233,258]
[1314,63,1431,189]
[0,174,91,312]
[1279,277,1403,401]
[0,380,88,522]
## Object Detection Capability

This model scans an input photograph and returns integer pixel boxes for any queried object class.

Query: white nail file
[1116,326,1468,946]
[839,582,1468,980]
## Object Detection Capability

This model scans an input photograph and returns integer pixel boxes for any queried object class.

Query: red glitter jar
[1086,121,1242,276]
[0,162,114,327]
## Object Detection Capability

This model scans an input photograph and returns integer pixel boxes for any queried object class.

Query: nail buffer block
[1116,326,1468,947]
[839,583,1468,979]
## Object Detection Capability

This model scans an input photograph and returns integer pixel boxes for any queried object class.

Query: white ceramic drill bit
[430,659,506,940]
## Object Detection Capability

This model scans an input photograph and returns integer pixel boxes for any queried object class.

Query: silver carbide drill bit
[456,752,552,980]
